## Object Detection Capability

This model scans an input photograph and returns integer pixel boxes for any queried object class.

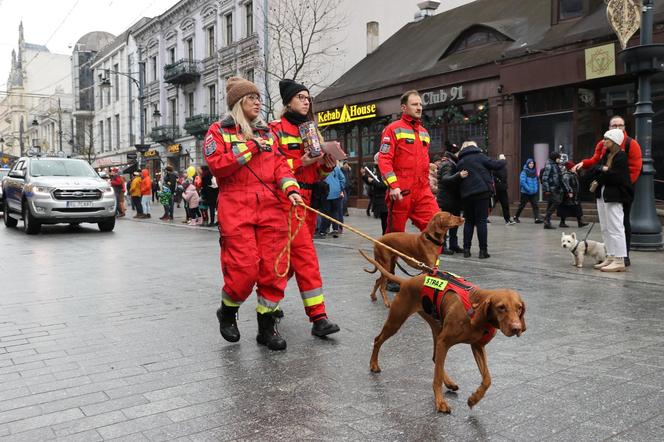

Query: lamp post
[97,59,148,169]
[617,0,664,250]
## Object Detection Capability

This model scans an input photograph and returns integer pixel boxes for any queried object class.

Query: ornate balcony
[163,59,201,85]
[150,125,181,143]
[184,114,219,139]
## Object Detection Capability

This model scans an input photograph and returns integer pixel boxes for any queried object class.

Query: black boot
[479,249,490,259]
[463,249,471,258]
[543,219,556,229]
[256,312,287,351]
[513,217,521,223]
[577,218,589,228]
[216,305,240,343]
[450,245,464,253]
[272,309,284,319]
[311,318,340,337]
[559,221,569,228]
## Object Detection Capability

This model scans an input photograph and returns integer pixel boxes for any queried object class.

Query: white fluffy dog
[561,232,607,268]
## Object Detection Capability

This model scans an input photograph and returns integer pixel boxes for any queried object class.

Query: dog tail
[363,264,378,274]
[359,250,406,285]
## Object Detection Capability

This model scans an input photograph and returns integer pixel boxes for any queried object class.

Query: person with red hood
[204,76,303,351]
[140,169,152,218]
[574,115,643,266]
[269,78,340,338]
[377,90,439,234]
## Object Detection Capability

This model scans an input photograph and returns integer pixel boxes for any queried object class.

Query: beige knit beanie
[226,76,260,109]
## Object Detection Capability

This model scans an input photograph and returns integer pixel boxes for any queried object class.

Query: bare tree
[259,0,347,119]
[75,124,98,165]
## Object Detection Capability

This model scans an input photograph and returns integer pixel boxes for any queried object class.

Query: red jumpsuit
[377,114,439,232]
[204,117,300,313]
[270,118,333,322]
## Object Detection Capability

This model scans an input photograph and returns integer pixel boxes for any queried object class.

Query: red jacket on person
[580,131,643,184]
[140,169,152,196]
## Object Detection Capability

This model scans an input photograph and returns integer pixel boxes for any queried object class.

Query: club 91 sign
[421,85,465,106]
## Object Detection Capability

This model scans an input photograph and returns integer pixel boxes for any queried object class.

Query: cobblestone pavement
[1,207,663,441]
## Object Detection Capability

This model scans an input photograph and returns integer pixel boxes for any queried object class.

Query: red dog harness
[421,271,497,345]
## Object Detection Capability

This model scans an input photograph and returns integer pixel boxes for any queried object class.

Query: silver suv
[2,156,116,234]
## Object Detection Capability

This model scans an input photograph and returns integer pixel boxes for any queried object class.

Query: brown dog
[366,211,464,307]
[360,250,526,413]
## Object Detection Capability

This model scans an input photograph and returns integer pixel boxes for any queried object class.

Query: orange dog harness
[421,271,497,345]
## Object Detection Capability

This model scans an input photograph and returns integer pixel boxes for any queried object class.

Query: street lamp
[616,0,663,250]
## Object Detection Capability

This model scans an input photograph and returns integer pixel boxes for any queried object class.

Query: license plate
[66,201,93,208]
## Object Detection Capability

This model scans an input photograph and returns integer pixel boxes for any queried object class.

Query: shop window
[558,0,584,21]
[521,88,575,115]
[442,25,510,58]
[423,102,488,153]
[598,84,636,108]
[346,125,359,158]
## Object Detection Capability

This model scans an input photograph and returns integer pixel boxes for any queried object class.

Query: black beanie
[279,79,308,105]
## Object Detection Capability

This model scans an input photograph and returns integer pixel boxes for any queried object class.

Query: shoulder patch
[380,143,391,153]
[204,134,217,157]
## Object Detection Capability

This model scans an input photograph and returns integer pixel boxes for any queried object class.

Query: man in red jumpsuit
[377,90,440,233]
[269,78,340,337]
[573,115,643,266]
[205,76,302,351]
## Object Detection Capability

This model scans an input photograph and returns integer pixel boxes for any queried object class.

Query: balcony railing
[184,114,219,140]
[150,125,181,143]
[163,59,201,85]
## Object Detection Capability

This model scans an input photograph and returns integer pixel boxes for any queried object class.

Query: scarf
[283,111,309,125]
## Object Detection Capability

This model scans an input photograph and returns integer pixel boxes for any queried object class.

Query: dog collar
[425,233,445,247]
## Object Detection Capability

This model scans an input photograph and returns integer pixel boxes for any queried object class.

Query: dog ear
[470,290,492,328]
[519,300,527,333]
[571,232,576,240]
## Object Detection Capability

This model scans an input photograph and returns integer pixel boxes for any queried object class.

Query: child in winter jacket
[182,181,201,225]
[513,158,543,223]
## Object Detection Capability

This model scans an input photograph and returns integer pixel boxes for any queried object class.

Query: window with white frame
[106,118,112,151]
[113,63,119,101]
[186,38,194,60]
[225,13,233,45]
[208,84,216,115]
[245,68,254,83]
[151,56,158,81]
[169,98,178,126]
[99,121,104,152]
[168,47,176,64]
[207,26,216,57]
[245,2,253,36]
[115,114,120,149]
[187,92,194,118]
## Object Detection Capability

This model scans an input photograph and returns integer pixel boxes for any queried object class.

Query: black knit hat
[279,79,308,105]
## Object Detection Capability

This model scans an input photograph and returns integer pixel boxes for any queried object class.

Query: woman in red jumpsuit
[269,79,340,337]
[205,77,302,351]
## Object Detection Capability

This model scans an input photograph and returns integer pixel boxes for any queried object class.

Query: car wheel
[98,217,115,232]
[23,202,41,235]
[3,200,18,228]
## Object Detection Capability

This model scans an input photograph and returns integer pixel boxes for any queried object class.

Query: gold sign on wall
[606,0,642,50]
[585,43,616,80]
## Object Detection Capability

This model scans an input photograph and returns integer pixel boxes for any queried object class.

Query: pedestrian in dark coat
[492,154,515,225]
[541,151,564,229]
[557,161,588,228]
[362,154,388,234]
[456,141,506,259]
[436,150,467,254]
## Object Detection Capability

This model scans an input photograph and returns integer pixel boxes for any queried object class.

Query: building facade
[315,0,664,205]
[0,23,72,160]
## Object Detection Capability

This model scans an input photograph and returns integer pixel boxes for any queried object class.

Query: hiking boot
[256,312,286,351]
[601,257,626,272]
[594,256,614,269]
[216,305,240,342]
[450,245,464,254]
[479,249,490,259]
[311,318,340,337]
[463,249,471,258]
[559,222,569,228]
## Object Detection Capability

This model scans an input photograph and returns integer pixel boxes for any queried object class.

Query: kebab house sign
[317,102,377,127]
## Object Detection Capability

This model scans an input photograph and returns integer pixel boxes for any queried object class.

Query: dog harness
[570,240,588,255]
[420,271,497,345]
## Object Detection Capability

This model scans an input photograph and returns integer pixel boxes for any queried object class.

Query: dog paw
[436,400,451,413]
[445,382,459,391]
[467,394,481,409]
[383,301,391,308]
[369,363,381,373]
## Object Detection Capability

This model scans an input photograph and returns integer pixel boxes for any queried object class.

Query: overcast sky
[0,0,179,91]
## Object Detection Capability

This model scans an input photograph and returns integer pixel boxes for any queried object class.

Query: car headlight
[102,186,114,195]
[30,185,53,195]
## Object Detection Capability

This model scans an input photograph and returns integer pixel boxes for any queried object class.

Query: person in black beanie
[268,78,341,338]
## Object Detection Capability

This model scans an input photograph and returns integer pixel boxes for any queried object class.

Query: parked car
[2,156,116,234]
[0,168,9,207]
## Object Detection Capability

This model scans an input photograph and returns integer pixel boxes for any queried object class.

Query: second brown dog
[366,211,465,307]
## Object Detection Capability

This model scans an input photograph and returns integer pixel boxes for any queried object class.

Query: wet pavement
[1,206,663,441]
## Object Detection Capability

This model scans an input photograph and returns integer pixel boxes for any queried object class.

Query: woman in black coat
[436,151,467,254]
[592,129,633,272]
[362,156,388,234]
[456,141,506,259]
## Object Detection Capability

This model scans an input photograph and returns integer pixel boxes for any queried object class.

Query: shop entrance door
[520,111,573,173]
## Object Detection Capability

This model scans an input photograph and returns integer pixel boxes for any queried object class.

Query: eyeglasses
[245,94,262,103]
[295,93,311,102]
[609,123,625,128]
